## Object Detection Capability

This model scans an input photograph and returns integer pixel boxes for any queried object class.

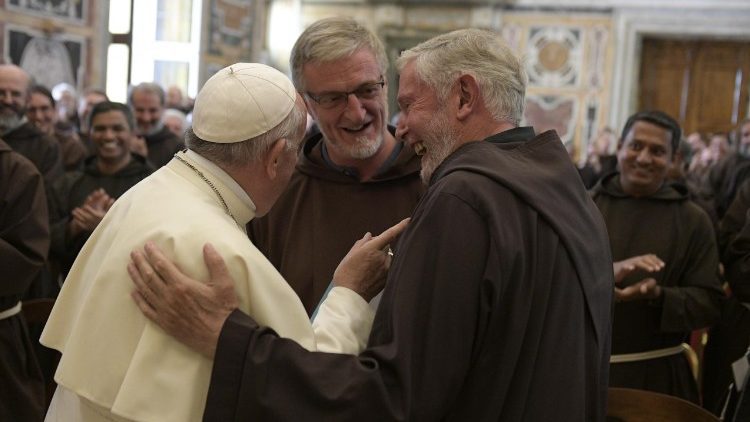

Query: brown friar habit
[3,121,64,187]
[592,173,724,403]
[249,127,424,314]
[707,152,750,219]
[0,139,48,421]
[205,128,613,421]
[143,125,183,169]
[48,154,154,275]
[702,178,750,413]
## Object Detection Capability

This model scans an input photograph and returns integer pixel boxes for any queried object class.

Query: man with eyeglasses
[248,17,423,315]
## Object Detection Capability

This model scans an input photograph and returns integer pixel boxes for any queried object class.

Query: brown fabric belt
[610,344,686,363]
[0,301,21,320]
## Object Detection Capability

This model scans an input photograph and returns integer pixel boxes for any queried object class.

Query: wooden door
[639,38,750,136]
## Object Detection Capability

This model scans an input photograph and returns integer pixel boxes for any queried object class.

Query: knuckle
[143,268,155,280]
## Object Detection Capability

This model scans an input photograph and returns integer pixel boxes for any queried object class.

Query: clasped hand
[612,254,665,302]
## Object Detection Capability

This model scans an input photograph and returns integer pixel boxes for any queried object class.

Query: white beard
[419,111,457,185]
[347,134,383,159]
[0,113,23,135]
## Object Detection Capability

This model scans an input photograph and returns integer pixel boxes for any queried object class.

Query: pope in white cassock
[41,64,377,421]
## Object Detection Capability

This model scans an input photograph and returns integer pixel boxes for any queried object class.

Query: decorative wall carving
[7,0,87,24]
[524,95,578,142]
[208,0,254,56]
[5,24,85,89]
[1,1,99,90]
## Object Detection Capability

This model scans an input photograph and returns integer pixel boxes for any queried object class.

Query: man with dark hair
[128,82,183,168]
[0,64,63,187]
[48,101,153,276]
[592,110,724,403]
[129,29,613,421]
[27,84,88,171]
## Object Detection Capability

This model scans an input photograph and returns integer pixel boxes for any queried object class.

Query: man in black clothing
[49,102,153,276]
[592,111,723,403]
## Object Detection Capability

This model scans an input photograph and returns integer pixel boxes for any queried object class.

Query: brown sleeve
[0,151,49,296]
[204,191,488,421]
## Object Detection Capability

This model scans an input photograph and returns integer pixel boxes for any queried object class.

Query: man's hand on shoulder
[128,241,239,358]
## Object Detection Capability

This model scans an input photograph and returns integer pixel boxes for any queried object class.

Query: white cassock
[41,150,374,422]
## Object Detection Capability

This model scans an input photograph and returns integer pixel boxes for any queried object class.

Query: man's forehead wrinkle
[304,56,380,92]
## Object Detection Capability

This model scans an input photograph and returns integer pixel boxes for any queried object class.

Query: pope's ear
[265,138,288,179]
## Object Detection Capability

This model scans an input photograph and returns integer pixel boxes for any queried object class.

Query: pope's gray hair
[396,28,527,125]
[186,100,307,168]
[290,17,387,92]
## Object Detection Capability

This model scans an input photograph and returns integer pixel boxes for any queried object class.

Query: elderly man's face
[79,92,108,123]
[0,66,29,132]
[301,48,387,165]
[396,60,457,184]
[163,114,185,138]
[27,92,57,135]
[131,90,164,136]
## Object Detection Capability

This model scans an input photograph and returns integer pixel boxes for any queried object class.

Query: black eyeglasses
[305,78,385,110]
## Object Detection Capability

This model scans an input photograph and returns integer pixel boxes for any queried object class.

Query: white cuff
[311,287,375,354]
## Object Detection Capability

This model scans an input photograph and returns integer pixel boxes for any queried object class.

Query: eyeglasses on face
[305,78,385,110]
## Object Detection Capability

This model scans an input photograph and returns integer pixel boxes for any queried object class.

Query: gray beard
[0,113,24,136]
[348,134,382,159]
[140,120,164,137]
[739,143,750,158]
[419,112,457,185]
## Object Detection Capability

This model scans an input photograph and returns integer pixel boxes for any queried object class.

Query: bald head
[0,64,32,133]
[0,64,31,87]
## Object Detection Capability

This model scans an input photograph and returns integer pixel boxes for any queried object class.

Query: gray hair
[396,28,527,125]
[290,17,387,92]
[163,108,187,131]
[129,82,166,106]
[185,100,307,168]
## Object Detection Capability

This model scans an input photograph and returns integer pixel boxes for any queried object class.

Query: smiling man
[47,102,153,276]
[129,29,614,421]
[128,82,183,168]
[591,110,724,403]
[0,64,63,186]
[27,85,88,171]
[249,17,423,314]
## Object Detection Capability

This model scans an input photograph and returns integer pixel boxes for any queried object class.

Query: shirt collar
[184,149,256,214]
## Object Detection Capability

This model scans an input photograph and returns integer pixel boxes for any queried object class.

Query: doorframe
[610,7,750,132]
